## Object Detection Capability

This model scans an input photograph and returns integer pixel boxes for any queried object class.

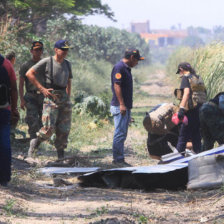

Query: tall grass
[68,58,112,97]
[166,42,224,99]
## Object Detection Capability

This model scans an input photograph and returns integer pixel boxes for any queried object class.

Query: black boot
[57,149,64,160]
[28,137,42,158]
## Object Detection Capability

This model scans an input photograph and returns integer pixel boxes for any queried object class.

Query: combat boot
[27,137,42,158]
[57,149,64,160]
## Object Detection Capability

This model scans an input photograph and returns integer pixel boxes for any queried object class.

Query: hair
[5,51,16,61]
[179,62,196,75]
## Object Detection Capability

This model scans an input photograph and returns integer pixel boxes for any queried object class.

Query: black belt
[27,90,41,94]
[45,84,66,90]
[53,86,66,90]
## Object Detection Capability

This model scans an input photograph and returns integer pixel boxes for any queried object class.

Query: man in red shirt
[0,54,18,186]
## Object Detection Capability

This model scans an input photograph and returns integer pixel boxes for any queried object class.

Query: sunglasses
[60,48,69,51]
[33,48,43,51]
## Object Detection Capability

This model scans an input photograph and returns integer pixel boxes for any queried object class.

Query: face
[129,55,139,68]
[31,48,43,60]
[178,67,184,77]
[11,57,16,65]
[55,48,69,58]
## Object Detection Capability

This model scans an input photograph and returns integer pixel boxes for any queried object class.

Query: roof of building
[140,30,188,41]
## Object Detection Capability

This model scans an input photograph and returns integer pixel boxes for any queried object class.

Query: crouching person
[144,103,179,160]
[26,40,72,159]
[200,92,224,151]
[147,126,179,160]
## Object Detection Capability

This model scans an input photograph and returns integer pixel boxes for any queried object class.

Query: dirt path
[0,72,224,224]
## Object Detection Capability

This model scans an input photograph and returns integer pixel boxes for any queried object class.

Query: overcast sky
[82,0,224,30]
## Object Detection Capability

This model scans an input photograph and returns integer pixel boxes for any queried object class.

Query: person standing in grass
[19,41,44,139]
[26,40,72,159]
[175,62,206,154]
[110,49,144,166]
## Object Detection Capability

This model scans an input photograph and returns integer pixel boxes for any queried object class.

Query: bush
[74,95,109,118]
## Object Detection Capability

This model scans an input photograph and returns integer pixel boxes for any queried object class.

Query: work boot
[57,149,64,160]
[27,137,42,158]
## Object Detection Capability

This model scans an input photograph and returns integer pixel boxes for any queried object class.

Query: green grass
[13,63,162,163]
[68,114,112,154]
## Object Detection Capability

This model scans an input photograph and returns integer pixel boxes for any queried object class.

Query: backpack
[174,74,207,110]
[0,55,10,108]
[143,103,178,135]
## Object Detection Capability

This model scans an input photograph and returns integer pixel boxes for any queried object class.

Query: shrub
[74,95,109,118]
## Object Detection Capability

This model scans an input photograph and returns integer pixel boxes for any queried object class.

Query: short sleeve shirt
[19,59,44,91]
[180,75,191,89]
[111,60,133,109]
[32,57,73,88]
[2,58,17,110]
[4,59,16,82]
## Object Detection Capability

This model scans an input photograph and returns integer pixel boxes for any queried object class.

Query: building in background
[131,20,150,33]
[140,30,188,47]
[130,20,188,47]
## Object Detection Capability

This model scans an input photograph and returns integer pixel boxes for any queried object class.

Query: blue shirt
[111,60,133,109]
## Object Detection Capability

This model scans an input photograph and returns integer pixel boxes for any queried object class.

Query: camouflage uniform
[19,60,44,138]
[199,93,224,151]
[29,56,73,158]
[38,90,72,151]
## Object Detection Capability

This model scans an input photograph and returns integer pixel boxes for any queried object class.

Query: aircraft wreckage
[40,146,224,190]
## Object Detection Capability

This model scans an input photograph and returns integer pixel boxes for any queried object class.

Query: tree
[42,17,150,64]
[182,36,204,48]
[0,0,114,34]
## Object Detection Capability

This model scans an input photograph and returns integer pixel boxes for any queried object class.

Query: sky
[82,0,224,30]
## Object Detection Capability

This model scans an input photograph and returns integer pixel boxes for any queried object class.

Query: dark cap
[31,41,43,50]
[124,49,144,60]
[54,40,70,49]
[176,62,192,74]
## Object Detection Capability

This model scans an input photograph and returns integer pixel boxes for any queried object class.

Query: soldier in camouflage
[19,41,44,139]
[26,40,72,159]
[199,92,224,151]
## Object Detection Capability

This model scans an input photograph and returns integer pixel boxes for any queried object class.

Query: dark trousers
[176,106,201,153]
[0,109,11,183]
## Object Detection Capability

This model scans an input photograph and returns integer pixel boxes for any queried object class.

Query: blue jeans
[0,109,11,183]
[111,106,131,162]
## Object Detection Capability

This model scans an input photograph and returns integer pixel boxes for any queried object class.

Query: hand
[178,108,185,120]
[40,87,56,98]
[120,104,126,116]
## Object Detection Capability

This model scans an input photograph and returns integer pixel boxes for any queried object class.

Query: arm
[26,67,53,98]
[114,83,126,115]
[66,79,72,97]
[179,88,190,109]
[178,87,190,120]
[19,76,26,110]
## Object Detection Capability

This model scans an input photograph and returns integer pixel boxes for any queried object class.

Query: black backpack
[0,55,10,108]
